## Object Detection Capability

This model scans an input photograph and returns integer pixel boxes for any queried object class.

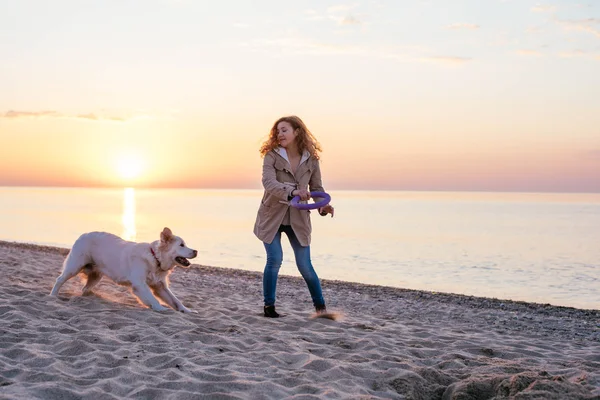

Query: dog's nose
[192,250,198,258]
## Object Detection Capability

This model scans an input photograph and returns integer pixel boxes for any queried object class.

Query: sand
[0,240,598,400]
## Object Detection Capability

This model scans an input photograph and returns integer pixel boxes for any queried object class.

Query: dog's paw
[152,306,171,312]
[179,306,193,313]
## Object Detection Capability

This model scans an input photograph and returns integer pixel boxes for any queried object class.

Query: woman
[253,115,334,318]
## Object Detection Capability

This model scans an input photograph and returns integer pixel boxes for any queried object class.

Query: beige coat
[253,148,326,247]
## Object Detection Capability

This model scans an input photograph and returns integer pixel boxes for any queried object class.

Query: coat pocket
[273,159,291,174]
[296,166,312,181]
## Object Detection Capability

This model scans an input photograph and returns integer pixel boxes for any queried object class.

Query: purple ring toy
[290,191,331,210]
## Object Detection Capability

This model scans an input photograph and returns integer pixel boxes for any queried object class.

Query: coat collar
[274,147,310,167]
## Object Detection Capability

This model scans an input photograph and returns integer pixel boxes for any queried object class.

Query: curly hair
[259,116,322,160]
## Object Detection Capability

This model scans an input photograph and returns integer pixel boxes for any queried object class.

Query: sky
[0,0,599,192]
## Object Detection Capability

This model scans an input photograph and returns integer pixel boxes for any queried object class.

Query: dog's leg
[163,285,192,313]
[82,271,103,295]
[50,256,85,296]
[151,283,177,310]
[152,282,191,313]
[50,273,75,296]
[132,283,169,311]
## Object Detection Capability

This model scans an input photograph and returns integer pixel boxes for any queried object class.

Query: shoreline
[1,240,599,399]
[1,239,598,314]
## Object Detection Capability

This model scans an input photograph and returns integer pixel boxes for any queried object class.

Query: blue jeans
[263,225,325,308]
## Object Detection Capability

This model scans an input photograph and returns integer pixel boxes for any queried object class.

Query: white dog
[50,227,197,312]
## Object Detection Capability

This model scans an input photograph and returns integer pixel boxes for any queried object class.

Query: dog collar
[150,247,161,268]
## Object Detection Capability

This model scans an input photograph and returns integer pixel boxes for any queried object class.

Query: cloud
[241,37,369,58]
[1,110,148,122]
[557,50,600,60]
[76,113,128,122]
[526,26,543,34]
[556,18,600,38]
[307,4,364,26]
[242,38,470,66]
[304,9,326,21]
[516,49,543,56]
[76,113,99,120]
[419,56,473,65]
[558,49,586,58]
[327,4,358,13]
[341,16,362,25]
[531,4,557,13]
[3,110,60,119]
[444,23,480,30]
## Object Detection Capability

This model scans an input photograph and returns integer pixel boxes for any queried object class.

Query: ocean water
[0,187,598,310]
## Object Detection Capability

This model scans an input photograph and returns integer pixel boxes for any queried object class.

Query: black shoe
[264,305,280,318]
[315,304,327,314]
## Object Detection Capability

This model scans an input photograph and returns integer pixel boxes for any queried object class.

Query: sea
[0,187,598,310]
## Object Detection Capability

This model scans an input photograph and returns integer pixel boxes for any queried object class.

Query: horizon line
[0,184,599,195]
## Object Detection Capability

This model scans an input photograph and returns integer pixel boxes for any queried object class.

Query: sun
[116,154,145,180]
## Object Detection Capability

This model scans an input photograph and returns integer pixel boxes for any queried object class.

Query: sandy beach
[0,240,598,400]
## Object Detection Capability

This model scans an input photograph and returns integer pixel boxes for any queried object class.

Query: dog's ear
[161,227,173,243]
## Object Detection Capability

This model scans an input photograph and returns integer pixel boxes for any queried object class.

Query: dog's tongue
[175,256,190,266]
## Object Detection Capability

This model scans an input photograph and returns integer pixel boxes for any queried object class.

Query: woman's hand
[318,204,335,218]
[292,189,311,201]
